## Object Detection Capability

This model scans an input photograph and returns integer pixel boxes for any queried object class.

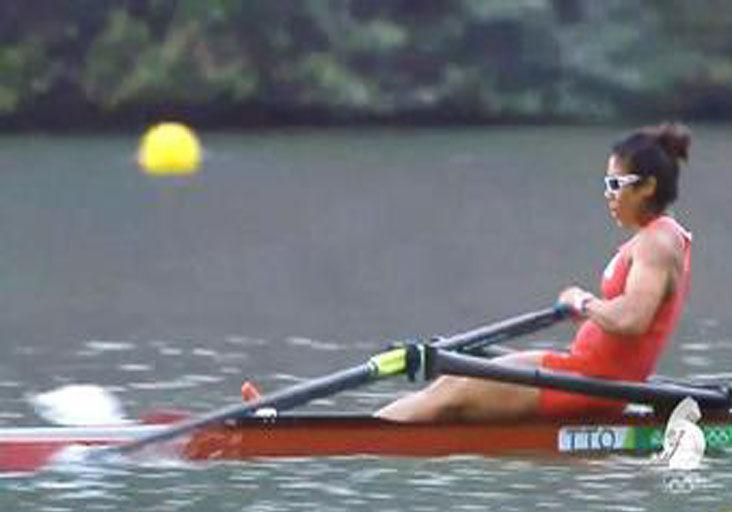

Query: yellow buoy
[137,122,202,176]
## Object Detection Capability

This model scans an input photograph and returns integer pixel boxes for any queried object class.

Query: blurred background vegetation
[2,0,732,130]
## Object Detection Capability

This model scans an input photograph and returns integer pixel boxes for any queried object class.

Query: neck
[636,209,662,229]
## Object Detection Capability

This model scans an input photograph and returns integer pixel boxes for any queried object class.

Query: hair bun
[652,122,691,163]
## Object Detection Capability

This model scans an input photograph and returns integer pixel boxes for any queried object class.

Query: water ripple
[285,337,341,351]
[128,374,224,390]
[225,336,268,347]
[118,364,151,373]
[84,341,136,353]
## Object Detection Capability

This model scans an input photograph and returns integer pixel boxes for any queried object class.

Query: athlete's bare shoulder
[633,220,684,270]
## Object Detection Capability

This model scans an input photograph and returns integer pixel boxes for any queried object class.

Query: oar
[101,304,570,457]
[470,346,726,391]
[428,349,732,409]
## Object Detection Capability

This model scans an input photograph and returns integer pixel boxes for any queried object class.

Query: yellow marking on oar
[369,348,408,377]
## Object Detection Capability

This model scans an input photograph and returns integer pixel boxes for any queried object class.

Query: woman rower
[376,122,693,421]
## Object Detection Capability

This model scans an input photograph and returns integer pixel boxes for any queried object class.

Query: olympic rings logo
[662,471,702,494]
[703,426,731,448]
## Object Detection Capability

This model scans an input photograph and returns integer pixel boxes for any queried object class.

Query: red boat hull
[184,413,648,459]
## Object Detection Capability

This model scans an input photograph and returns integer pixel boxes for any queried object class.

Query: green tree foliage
[2,0,732,126]
[0,38,50,113]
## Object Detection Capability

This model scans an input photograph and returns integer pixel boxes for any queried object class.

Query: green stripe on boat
[558,424,732,452]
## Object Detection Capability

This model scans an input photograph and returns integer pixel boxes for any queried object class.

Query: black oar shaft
[107,304,569,456]
[115,364,374,454]
[430,349,732,409]
[434,306,569,353]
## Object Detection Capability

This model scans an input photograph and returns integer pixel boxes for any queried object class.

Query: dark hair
[611,122,691,214]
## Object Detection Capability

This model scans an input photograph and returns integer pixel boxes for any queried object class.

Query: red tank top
[570,216,692,380]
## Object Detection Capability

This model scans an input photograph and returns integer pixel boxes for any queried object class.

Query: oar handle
[386,303,571,381]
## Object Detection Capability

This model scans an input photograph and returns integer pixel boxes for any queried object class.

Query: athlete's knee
[423,376,480,419]
[428,375,475,398]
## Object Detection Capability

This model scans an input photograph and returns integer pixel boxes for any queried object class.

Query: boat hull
[186,416,560,459]
[2,413,731,471]
[184,412,732,459]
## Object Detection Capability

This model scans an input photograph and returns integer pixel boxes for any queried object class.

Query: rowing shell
[2,411,732,472]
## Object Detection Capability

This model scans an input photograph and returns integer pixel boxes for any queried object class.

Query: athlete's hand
[558,286,595,318]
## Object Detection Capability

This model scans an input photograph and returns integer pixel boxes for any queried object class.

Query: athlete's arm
[560,228,682,335]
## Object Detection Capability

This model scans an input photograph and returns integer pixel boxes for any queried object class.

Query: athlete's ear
[640,176,657,199]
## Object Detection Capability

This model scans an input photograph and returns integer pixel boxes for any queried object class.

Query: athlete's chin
[609,210,628,228]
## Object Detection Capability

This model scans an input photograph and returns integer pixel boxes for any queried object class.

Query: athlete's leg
[375,350,547,422]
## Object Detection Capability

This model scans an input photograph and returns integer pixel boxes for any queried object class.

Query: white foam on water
[47,442,191,475]
[29,385,130,426]
[44,444,128,477]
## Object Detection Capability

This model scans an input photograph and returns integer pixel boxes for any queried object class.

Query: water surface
[0,127,731,510]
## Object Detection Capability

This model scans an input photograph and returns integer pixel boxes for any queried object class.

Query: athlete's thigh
[429,375,540,421]
[491,349,548,367]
